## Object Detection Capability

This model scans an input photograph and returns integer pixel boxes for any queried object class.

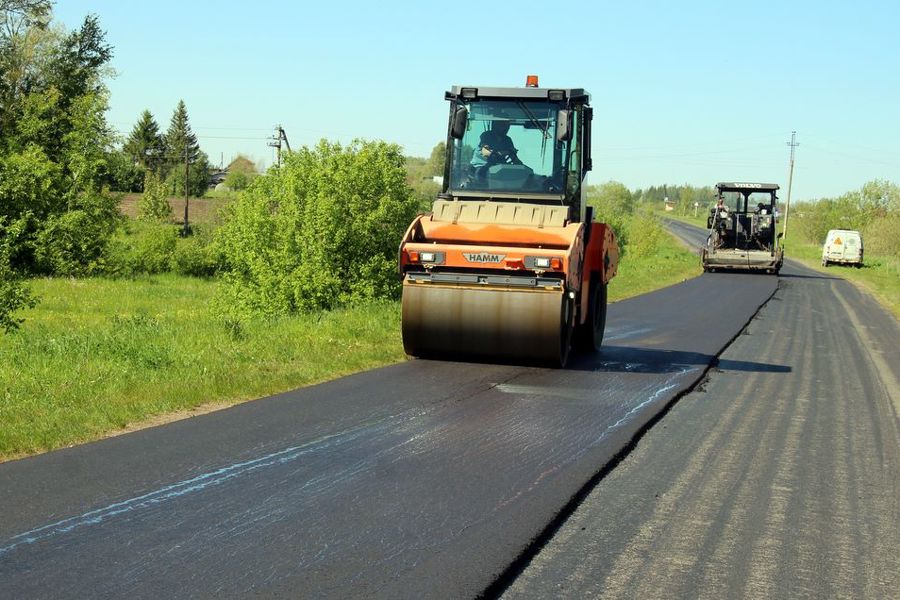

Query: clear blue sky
[56,0,899,200]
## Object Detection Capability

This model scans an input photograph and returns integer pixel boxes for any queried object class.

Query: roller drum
[401,280,572,365]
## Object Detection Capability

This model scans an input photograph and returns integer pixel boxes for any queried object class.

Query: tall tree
[124,109,165,169]
[589,181,634,216]
[165,99,200,167]
[47,14,111,100]
[0,6,119,279]
[1,1,51,36]
[427,141,446,176]
[164,99,208,196]
[0,1,53,145]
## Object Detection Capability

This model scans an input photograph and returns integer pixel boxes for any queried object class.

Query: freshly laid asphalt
[505,224,900,599]
[1,228,779,598]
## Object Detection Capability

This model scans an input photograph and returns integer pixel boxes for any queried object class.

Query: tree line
[113,101,212,198]
[0,3,215,329]
[792,180,899,257]
[0,3,421,331]
[1,2,115,328]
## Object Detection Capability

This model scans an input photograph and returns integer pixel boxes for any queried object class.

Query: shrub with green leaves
[223,169,251,191]
[588,181,634,254]
[171,226,222,277]
[626,208,666,258]
[33,192,121,276]
[103,221,178,276]
[216,139,419,317]
[1,10,120,280]
[0,218,38,333]
[138,172,172,222]
[862,213,900,257]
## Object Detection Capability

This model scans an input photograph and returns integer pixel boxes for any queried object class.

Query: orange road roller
[399,77,618,366]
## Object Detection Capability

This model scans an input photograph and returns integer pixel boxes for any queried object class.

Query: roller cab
[399,77,618,366]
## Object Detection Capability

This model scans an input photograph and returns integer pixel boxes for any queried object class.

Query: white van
[822,229,863,267]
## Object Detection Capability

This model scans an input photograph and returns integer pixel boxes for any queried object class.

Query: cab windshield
[447,99,570,194]
[720,191,776,213]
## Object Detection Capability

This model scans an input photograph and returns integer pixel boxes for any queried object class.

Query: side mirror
[450,107,468,139]
[556,109,572,142]
[582,106,592,173]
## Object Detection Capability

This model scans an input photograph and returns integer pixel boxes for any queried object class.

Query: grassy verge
[0,275,404,459]
[782,240,900,319]
[1,233,702,461]
[660,209,707,228]
[609,230,702,302]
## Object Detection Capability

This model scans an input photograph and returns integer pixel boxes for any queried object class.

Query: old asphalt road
[1,225,780,598]
[503,222,900,599]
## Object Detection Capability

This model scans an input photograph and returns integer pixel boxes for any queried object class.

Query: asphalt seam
[478,276,781,600]
[830,280,900,422]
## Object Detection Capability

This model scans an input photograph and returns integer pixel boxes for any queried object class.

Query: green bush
[171,227,222,277]
[0,145,63,223]
[588,181,634,255]
[216,139,419,317]
[625,209,666,258]
[138,172,172,222]
[33,192,121,276]
[862,213,900,257]
[133,225,178,274]
[793,180,899,254]
[223,170,251,191]
[103,221,178,276]
[0,219,38,333]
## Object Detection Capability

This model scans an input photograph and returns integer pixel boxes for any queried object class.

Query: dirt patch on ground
[119,194,228,225]
[106,400,239,438]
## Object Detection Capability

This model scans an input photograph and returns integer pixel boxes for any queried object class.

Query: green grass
[1,231,702,461]
[202,188,239,200]
[661,209,708,228]
[0,275,405,459]
[782,239,900,319]
[609,231,703,302]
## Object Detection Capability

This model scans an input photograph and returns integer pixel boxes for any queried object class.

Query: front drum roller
[401,281,573,366]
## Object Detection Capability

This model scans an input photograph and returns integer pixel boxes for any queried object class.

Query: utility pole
[783,131,799,240]
[267,125,291,166]
[268,125,281,165]
[182,149,191,236]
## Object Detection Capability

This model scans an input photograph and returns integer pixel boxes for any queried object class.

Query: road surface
[504,221,900,599]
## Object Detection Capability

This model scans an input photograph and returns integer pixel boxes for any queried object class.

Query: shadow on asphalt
[566,346,792,374]
[779,272,843,281]
[413,347,793,376]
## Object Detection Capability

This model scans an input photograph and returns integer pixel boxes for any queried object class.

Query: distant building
[664,199,675,212]
[208,170,228,187]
